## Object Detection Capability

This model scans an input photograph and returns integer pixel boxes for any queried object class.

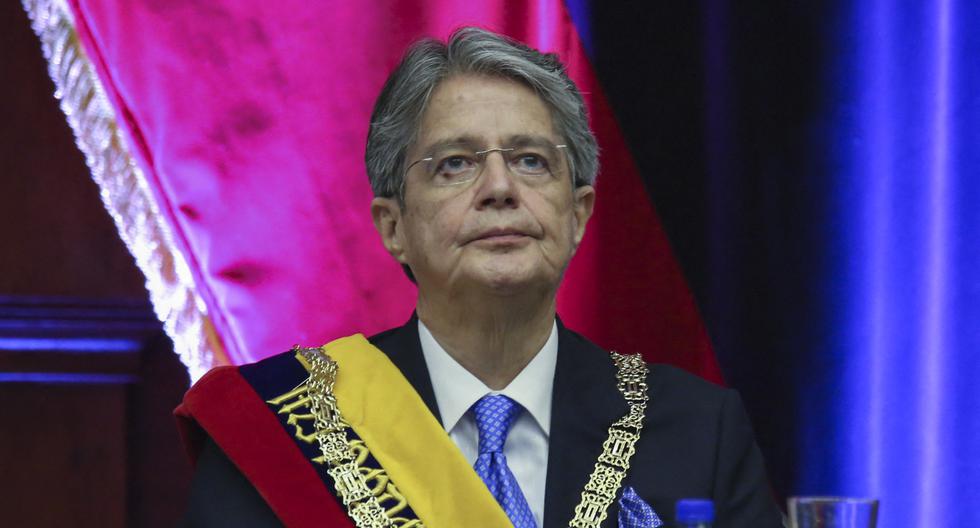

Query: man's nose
[476,151,519,208]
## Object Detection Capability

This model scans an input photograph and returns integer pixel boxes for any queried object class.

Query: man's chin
[470,267,556,297]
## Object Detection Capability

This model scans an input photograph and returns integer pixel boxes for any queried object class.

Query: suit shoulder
[648,362,726,393]
[559,323,728,401]
[647,363,732,410]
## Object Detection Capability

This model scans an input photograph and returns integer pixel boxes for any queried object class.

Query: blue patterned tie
[472,394,537,528]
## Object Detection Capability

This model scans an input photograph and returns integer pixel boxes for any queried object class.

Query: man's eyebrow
[503,134,557,147]
[419,134,558,154]
[418,136,482,154]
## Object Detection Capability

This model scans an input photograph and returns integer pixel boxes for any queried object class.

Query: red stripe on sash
[175,367,354,528]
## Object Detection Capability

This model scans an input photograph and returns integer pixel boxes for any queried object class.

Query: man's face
[372,74,595,299]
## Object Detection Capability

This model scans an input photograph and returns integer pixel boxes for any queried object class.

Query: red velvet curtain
[66,0,722,383]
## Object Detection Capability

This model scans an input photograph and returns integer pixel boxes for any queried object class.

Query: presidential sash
[176,334,511,528]
[292,335,513,527]
[176,334,649,528]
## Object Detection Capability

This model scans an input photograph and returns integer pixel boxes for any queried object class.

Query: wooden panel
[3,6,194,523]
[0,0,145,299]
[0,297,191,527]
[0,383,127,527]
[125,332,193,528]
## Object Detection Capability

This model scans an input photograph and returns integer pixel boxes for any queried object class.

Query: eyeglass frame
[398,142,572,198]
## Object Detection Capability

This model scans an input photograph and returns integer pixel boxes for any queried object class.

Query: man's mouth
[467,227,533,244]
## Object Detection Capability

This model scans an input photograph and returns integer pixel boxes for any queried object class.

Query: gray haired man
[179,27,784,528]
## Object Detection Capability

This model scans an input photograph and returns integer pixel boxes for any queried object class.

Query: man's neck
[416,292,556,390]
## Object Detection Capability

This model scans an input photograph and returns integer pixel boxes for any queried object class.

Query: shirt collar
[418,319,557,437]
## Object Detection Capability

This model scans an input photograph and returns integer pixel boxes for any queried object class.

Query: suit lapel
[368,314,443,424]
[544,323,628,528]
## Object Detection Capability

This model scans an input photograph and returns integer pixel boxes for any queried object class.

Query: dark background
[3,1,841,523]
[576,1,839,500]
[1,1,192,525]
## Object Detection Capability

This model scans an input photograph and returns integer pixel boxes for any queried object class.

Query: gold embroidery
[569,351,649,528]
[266,348,424,528]
[269,345,646,528]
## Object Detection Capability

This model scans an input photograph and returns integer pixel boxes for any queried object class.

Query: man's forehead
[428,73,538,102]
[413,75,557,151]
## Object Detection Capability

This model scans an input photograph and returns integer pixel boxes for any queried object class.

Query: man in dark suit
[179,27,783,527]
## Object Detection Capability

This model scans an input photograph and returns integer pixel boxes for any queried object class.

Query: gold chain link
[569,351,649,528]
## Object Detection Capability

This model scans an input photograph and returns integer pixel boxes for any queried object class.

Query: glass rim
[788,496,879,505]
[403,143,570,191]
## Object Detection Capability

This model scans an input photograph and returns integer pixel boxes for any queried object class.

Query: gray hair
[365,26,599,199]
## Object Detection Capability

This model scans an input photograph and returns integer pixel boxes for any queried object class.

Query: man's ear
[571,185,596,247]
[371,197,407,263]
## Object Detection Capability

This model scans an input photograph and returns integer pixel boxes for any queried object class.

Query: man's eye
[512,153,549,174]
[441,156,469,171]
[433,155,477,181]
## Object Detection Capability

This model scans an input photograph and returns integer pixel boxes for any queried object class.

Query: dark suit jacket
[182,318,784,527]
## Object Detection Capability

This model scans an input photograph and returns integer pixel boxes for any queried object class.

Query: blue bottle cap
[676,498,715,523]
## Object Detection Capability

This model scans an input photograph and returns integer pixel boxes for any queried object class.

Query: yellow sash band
[321,334,512,528]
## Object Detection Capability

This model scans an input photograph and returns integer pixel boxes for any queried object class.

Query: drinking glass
[788,497,878,528]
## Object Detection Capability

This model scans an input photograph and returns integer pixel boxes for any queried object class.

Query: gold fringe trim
[21,0,228,380]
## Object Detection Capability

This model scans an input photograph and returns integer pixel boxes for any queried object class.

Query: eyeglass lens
[420,143,566,187]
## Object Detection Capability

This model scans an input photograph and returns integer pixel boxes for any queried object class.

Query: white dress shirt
[418,320,558,527]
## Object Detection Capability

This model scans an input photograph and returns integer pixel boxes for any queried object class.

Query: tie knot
[472,394,523,454]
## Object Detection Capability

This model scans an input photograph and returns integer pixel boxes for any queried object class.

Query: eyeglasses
[404,142,568,190]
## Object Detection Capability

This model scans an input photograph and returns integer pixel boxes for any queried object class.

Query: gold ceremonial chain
[266,347,423,528]
[569,351,649,528]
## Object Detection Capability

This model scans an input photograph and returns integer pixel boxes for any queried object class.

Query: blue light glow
[0,372,137,384]
[0,337,143,353]
[818,0,980,524]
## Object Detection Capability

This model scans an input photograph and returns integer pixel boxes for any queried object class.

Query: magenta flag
[62,0,722,383]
